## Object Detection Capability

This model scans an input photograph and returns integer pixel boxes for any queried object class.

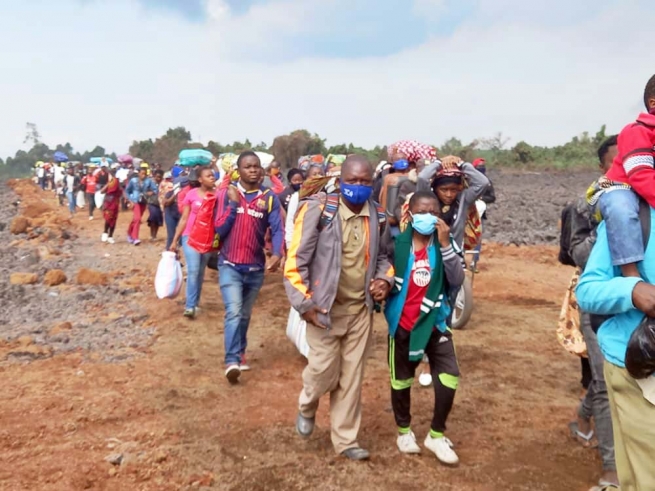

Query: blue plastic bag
[179,149,213,167]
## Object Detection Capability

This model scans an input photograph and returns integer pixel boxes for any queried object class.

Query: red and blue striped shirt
[215,184,284,272]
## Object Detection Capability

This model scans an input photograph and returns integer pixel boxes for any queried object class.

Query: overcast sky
[1,0,653,158]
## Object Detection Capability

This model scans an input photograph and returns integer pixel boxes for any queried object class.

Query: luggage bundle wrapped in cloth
[179,149,213,167]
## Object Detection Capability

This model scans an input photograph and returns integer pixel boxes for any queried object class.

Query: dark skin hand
[632,282,655,317]
[302,305,329,329]
[370,279,391,302]
[440,155,462,170]
[267,255,282,273]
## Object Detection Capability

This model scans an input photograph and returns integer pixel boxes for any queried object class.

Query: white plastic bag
[155,251,183,299]
[286,307,309,358]
[76,190,86,209]
[94,191,106,209]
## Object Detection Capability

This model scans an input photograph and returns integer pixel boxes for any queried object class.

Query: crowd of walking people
[30,73,655,491]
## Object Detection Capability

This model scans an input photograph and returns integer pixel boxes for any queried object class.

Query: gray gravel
[0,182,154,363]
[483,168,598,246]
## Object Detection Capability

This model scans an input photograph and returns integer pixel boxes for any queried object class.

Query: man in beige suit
[284,155,394,461]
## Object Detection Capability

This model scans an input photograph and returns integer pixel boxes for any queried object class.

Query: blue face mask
[411,212,438,236]
[341,183,373,205]
[393,159,409,171]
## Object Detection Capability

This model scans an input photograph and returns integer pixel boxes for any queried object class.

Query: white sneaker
[89,216,94,221]
[424,434,459,465]
[107,237,115,244]
[225,364,241,385]
[397,431,421,454]
[101,233,108,242]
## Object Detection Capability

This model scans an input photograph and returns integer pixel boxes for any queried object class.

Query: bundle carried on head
[434,167,464,187]
[219,153,238,173]
[255,152,274,169]
[179,149,213,167]
[325,154,345,166]
[387,140,437,164]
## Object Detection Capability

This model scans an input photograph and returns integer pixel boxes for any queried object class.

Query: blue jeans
[599,188,643,266]
[66,191,76,214]
[219,264,265,365]
[181,236,211,310]
[164,209,180,251]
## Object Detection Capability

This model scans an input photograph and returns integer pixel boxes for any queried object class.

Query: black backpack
[558,204,577,267]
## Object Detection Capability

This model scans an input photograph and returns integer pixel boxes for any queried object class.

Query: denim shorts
[599,188,644,266]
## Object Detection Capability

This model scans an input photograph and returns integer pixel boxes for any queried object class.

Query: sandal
[568,421,598,449]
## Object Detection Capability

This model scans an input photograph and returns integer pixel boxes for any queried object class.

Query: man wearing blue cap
[171,165,184,179]
[379,153,417,237]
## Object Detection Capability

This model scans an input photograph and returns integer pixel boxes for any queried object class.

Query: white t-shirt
[36,168,45,178]
[54,166,64,184]
[285,192,300,250]
[65,175,76,191]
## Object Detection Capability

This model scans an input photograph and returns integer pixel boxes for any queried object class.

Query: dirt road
[0,178,600,491]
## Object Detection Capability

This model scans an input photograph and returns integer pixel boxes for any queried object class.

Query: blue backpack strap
[319,193,340,231]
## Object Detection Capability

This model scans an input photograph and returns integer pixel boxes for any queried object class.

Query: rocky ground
[484,168,597,245]
[1,180,154,362]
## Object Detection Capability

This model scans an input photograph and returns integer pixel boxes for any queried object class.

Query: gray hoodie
[417,161,490,247]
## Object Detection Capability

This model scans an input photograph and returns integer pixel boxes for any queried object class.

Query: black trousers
[388,327,459,434]
[86,192,96,216]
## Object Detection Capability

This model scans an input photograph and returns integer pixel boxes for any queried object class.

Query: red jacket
[81,174,97,194]
[606,112,655,206]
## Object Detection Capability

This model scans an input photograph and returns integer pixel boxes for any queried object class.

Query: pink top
[182,188,205,237]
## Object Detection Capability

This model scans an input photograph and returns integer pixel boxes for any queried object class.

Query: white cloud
[205,0,229,21]
[0,0,653,159]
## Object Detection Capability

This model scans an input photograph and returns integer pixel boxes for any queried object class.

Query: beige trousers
[604,361,655,491]
[299,306,373,454]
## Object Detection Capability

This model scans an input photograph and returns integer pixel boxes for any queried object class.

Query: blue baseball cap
[171,165,183,178]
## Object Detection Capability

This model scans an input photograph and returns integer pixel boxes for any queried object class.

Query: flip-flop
[568,421,598,449]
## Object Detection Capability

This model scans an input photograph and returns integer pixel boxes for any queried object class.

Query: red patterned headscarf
[387,140,437,163]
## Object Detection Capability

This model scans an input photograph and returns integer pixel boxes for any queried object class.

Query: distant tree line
[0,123,612,179]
